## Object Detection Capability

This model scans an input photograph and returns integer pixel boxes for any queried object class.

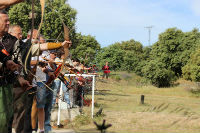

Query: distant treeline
[95,28,200,87]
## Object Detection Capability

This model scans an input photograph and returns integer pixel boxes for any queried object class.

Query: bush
[182,47,200,82]
[114,75,121,81]
[110,75,121,81]
[142,60,177,87]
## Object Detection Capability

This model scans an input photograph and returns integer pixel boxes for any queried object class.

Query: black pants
[8,116,13,133]
[103,73,109,79]
[13,87,36,133]
[76,85,84,107]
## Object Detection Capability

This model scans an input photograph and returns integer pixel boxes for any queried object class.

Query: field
[66,72,200,133]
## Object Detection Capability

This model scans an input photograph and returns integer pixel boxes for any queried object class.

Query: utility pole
[145,26,154,45]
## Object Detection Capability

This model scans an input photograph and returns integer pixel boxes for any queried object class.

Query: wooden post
[141,95,145,104]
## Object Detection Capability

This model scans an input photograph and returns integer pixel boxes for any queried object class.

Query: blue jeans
[36,82,47,108]
[44,89,53,132]
[52,80,70,106]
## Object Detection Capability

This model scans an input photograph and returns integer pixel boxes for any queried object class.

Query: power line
[144,26,154,45]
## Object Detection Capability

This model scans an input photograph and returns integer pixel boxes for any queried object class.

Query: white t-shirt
[31,51,50,82]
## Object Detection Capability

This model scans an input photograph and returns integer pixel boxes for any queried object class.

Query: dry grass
[70,72,200,133]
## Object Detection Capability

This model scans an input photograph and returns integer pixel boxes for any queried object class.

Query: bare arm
[0,0,24,9]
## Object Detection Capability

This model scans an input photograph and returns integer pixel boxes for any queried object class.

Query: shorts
[36,82,47,108]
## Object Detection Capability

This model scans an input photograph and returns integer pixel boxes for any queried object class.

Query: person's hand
[18,76,32,89]
[62,40,72,48]
[48,59,55,65]
[48,71,55,79]
[6,60,19,71]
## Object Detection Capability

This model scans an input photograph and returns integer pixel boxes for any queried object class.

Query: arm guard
[47,43,62,50]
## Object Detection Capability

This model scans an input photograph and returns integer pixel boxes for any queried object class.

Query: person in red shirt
[102,62,110,79]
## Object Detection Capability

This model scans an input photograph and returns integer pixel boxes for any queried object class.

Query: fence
[57,74,96,125]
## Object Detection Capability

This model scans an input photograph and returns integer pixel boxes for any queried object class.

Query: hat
[49,50,56,54]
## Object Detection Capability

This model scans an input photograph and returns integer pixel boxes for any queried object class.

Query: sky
[67,0,200,47]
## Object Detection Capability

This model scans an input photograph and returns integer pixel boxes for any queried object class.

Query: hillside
[62,72,200,133]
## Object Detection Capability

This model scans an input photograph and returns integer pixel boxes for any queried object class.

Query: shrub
[182,47,200,82]
[115,75,121,81]
[142,60,177,87]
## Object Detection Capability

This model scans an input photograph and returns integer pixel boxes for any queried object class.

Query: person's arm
[18,76,31,89]
[31,41,72,56]
[0,0,24,9]
[40,41,71,51]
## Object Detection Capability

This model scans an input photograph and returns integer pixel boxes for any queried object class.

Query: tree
[122,51,137,72]
[95,46,124,70]
[150,28,200,77]
[177,28,200,67]
[8,0,77,41]
[95,39,144,71]
[150,28,184,76]
[142,59,176,87]
[141,28,200,87]
[70,33,101,65]
[182,47,200,81]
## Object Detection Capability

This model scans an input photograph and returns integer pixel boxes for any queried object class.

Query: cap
[49,50,56,54]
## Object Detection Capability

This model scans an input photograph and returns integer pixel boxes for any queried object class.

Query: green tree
[177,28,200,67]
[142,28,200,87]
[120,39,143,52]
[8,0,77,41]
[150,28,184,76]
[95,39,144,71]
[142,59,176,87]
[70,33,101,65]
[182,47,200,81]
[95,46,124,70]
[150,28,200,76]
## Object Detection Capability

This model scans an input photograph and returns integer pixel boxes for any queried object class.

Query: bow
[45,25,71,88]
[24,0,72,92]
[60,21,70,74]
[24,0,45,74]
[45,64,71,89]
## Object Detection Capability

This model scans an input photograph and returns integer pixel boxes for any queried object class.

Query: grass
[68,72,200,133]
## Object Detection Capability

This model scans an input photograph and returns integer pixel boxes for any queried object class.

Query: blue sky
[68,0,200,47]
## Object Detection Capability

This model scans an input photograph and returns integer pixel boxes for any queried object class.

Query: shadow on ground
[87,91,130,97]
[75,128,115,133]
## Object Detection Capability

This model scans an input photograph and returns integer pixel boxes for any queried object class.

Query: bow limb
[36,0,45,37]
[63,65,86,84]
[24,0,45,74]
[35,0,45,67]
[60,46,69,74]
[24,0,35,74]
[59,22,70,74]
